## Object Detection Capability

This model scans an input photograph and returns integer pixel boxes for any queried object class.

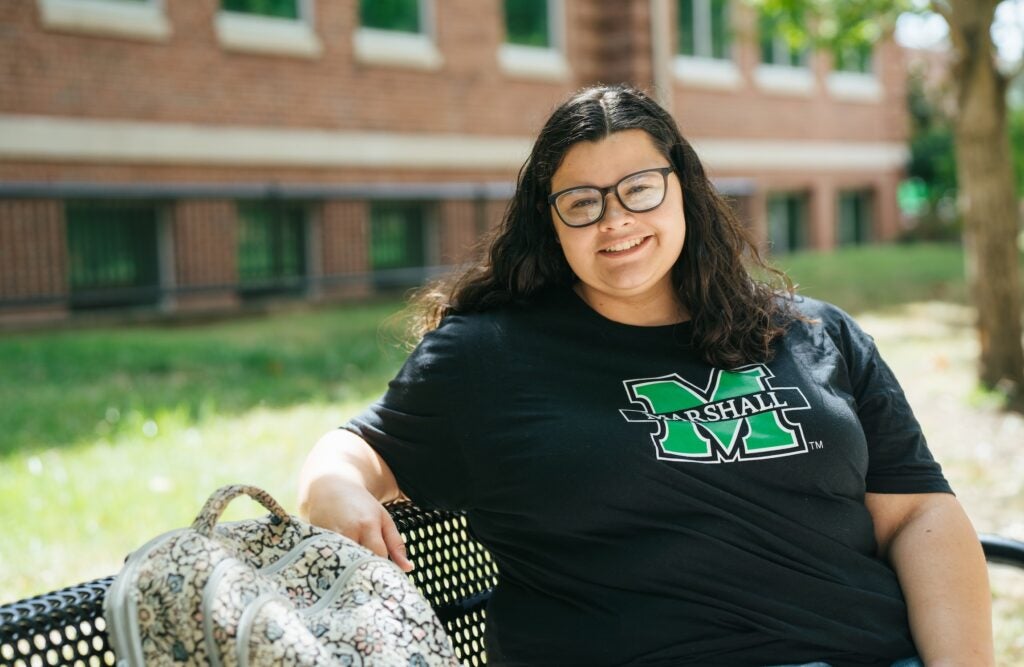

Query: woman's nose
[598,192,634,229]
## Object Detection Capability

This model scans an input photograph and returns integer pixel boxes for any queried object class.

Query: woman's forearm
[881,495,993,666]
[298,429,403,515]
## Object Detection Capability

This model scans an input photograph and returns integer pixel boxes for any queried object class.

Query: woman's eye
[570,198,597,209]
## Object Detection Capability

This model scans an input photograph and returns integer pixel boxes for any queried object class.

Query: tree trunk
[945,0,1024,393]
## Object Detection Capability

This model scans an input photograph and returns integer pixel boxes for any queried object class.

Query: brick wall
[320,200,370,300]
[172,200,239,311]
[0,199,68,321]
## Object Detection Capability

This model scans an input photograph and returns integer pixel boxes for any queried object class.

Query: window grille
[370,201,429,289]
[65,201,161,309]
[237,201,307,297]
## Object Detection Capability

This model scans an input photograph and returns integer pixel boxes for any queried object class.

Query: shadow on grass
[1,300,411,458]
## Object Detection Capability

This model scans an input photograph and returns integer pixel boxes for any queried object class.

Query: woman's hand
[298,429,414,572]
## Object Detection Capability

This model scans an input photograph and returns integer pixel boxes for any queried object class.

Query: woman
[299,85,993,666]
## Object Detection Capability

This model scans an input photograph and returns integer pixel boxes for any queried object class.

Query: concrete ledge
[826,71,883,103]
[353,28,442,70]
[215,11,322,59]
[498,44,569,81]
[753,64,815,96]
[36,0,171,42]
[673,56,742,90]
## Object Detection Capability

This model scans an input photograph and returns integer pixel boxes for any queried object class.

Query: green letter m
[621,365,809,463]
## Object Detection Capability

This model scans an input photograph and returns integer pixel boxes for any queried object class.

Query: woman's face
[548,129,686,324]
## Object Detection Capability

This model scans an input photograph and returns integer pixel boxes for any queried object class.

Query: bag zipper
[200,557,243,667]
[300,554,381,616]
[233,554,382,667]
[105,528,188,667]
[235,592,287,667]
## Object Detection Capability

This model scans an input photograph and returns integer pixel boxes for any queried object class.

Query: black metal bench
[1,504,1022,667]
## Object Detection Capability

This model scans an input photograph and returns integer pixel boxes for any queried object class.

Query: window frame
[35,0,171,42]
[215,0,322,58]
[753,11,814,95]
[354,0,443,70]
[766,192,809,254]
[673,0,739,90]
[498,0,569,81]
[826,44,882,102]
[836,189,874,246]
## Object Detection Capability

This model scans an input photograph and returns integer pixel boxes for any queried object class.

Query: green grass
[1,242,1021,647]
[767,242,971,314]
[0,300,411,458]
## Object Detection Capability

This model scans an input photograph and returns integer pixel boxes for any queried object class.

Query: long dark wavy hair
[412,84,796,367]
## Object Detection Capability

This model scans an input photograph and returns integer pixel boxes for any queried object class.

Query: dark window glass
[66,201,160,309]
[678,0,695,56]
[237,201,306,297]
[360,0,420,33]
[835,43,872,73]
[370,201,428,289]
[768,193,808,254]
[759,12,806,67]
[710,0,729,59]
[221,0,300,20]
[838,191,873,245]
[504,0,549,47]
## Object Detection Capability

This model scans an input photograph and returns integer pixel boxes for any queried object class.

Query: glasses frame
[547,166,675,228]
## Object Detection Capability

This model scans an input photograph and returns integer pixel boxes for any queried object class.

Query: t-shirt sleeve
[826,305,952,495]
[342,315,479,511]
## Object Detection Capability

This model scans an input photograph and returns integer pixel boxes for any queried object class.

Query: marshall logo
[621,365,812,463]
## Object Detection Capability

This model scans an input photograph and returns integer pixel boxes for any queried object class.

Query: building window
[759,13,808,68]
[504,0,550,47]
[837,190,873,246]
[370,201,431,289]
[360,0,420,33]
[498,0,567,80]
[678,0,730,60]
[221,0,299,19]
[834,43,872,74]
[215,0,321,57]
[237,202,307,297]
[354,0,441,69]
[65,201,161,309]
[767,193,808,254]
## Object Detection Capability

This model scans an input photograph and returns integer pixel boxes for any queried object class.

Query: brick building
[0,0,909,324]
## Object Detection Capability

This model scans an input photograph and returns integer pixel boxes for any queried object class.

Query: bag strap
[191,484,292,537]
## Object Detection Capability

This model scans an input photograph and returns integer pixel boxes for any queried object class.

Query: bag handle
[191,484,292,537]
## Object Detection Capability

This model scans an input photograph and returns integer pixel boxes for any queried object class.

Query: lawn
[1,242,1021,660]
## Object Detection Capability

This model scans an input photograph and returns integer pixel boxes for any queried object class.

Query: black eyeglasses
[547,166,675,228]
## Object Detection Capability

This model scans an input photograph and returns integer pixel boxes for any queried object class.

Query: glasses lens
[618,170,666,212]
[555,188,603,226]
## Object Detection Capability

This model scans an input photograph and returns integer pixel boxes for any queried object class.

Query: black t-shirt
[345,288,951,667]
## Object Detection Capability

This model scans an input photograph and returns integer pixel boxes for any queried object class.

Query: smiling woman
[299,84,995,666]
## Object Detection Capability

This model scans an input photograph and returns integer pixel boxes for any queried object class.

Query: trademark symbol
[809,440,825,450]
